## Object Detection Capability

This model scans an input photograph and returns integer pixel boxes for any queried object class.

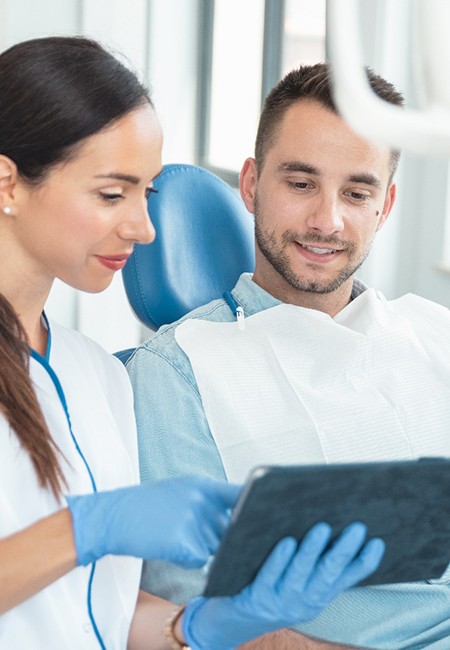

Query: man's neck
[251,274,354,318]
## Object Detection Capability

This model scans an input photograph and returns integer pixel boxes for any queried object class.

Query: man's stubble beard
[253,198,373,295]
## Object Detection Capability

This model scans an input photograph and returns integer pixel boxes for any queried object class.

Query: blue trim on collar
[41,311,52,361]
[30,349,97,493]
[29,312,52,361]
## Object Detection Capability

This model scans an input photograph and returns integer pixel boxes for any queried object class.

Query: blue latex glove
[66,477,240,567]
[183,522,385,650]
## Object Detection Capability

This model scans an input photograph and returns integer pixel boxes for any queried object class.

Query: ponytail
[0,294,66,499]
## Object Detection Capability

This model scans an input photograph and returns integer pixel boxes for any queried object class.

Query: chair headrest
[122,164,255,330]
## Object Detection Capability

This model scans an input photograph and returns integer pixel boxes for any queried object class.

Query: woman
[0,36,384,649]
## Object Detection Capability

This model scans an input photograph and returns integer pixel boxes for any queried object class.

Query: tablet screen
[204,458,450,597]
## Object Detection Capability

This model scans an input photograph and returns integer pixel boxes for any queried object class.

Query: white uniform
[0,319,141,650]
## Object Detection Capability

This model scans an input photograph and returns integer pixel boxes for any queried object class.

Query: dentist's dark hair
[0,35,152,183]
[0,36,152,498]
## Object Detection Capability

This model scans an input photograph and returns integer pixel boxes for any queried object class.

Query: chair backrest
[119,164,255,360]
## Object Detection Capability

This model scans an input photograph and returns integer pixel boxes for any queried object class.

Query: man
[127,64,450,649]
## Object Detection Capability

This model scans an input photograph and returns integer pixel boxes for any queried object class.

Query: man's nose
[305,194,344,235]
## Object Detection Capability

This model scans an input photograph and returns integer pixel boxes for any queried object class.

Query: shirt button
[83,622,93,633]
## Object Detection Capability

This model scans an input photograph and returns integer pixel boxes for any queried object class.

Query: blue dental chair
[116,164,255,363]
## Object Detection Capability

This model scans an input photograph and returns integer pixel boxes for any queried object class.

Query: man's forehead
[267,104,391,180]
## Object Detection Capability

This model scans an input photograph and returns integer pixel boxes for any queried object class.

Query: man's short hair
[255,62,405,182]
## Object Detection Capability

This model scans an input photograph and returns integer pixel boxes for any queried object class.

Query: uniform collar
[30,311,52,363]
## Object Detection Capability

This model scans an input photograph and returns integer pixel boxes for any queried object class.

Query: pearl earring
[3,206,12,215]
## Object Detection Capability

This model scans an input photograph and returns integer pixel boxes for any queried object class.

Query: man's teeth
[301,244,337,254]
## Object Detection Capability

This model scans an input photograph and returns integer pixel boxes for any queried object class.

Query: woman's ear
[0,155,19,211]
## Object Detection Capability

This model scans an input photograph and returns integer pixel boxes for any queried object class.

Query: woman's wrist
[164,605,191,649]
[179,597,213,650]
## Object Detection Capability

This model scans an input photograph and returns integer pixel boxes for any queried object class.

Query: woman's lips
[95,254,130,271]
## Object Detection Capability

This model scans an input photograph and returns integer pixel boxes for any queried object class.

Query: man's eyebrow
[348,173,381,188]
[94,173,140,184]
[277,161,321,175]
[276,163,382,189]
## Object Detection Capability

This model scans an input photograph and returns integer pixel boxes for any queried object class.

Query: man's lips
[294,241,345,263]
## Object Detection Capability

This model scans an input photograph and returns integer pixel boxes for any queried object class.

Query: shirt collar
[231,273,368,317]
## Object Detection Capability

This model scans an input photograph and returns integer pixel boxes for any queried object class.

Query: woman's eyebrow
[94,172,140,184]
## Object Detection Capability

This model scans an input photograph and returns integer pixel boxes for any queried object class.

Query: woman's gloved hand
[66,477,240,567]
[183,522,385,650]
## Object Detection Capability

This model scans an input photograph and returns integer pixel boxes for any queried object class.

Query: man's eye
[287,181,309,190]
[347,191,369,202]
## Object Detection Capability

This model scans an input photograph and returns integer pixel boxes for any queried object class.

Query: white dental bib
[175,289,450,482]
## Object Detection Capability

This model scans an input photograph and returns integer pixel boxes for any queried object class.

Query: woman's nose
[118,203,156,245]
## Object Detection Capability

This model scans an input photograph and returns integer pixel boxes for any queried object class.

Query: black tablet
[204,458,450,597]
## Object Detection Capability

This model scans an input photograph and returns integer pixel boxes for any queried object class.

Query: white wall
[0,0,80,45]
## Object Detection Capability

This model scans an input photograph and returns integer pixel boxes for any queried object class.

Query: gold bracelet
[163,605,191,649]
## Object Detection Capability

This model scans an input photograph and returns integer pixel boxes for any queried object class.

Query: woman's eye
[145,187,159,199]
[100,192,124,204]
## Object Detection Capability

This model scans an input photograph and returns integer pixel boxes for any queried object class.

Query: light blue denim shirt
[127,273,450,650]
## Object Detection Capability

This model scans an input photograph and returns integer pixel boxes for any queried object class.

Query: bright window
[207,0,265,172]
[200,0,327,177]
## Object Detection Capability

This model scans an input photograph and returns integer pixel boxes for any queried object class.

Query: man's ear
[240,158,258,214]
[376,182,396,232]
[0,155,19,209]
